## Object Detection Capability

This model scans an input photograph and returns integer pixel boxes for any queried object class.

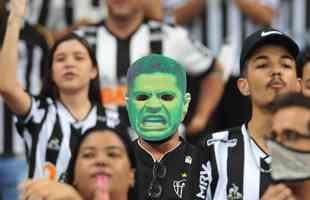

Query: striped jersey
[166,0,278,75]
[25,0,107,31]
[75,20,215,135]
[273,0,310,50]
[15,96,120,179]
[203,124,272,200]
[0,14,49,156]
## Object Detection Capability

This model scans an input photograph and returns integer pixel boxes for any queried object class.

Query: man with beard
[203,28,300,199]
[262,92,310,200]
[126,54,213,200]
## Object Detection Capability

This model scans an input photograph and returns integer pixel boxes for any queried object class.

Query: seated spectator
[20,122,137,200]
[262,92,310,200]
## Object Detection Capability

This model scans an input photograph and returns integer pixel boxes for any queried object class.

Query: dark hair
[40,32,101,105]
[127,54,187,96]
[270,92,310,113]
[298,47,310,78]
[65,122,138,199]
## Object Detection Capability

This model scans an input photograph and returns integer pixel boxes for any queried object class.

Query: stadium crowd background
[1,0,310,199]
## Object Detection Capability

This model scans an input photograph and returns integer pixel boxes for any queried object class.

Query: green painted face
[127,72,190,141]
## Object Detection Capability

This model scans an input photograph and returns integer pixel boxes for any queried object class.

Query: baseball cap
[240,27,300,74]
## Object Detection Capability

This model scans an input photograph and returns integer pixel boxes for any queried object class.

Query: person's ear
[237,78,250,96]
[90,65,98,79]
[128,169,135,188]
[297,78,302,92]
[181,93,191,120]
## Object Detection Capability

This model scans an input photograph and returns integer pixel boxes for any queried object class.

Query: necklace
[247,131,272,174]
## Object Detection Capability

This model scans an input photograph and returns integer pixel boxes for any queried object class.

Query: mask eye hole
[136,94,149,101]
[160,94,175,101]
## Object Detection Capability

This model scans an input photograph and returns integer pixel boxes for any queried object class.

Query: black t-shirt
[134,139,215,200]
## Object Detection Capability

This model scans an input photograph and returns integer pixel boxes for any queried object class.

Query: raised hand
[19,179,82,200]
[9,0,27,18]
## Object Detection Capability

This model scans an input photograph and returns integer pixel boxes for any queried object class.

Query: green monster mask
[126,54,191,141]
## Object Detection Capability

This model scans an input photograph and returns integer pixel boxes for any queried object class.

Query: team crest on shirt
[173,179,187,198]
[227,184,243,200]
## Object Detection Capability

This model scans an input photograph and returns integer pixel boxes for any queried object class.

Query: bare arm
[235,0,276,25]
[0,0,31,116]
[187,60,225,134]
[174,0,205,25]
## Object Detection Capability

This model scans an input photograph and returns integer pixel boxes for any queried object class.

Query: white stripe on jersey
[211,131,229,200]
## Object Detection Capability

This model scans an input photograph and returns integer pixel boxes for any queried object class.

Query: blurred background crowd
[1,0,310,199]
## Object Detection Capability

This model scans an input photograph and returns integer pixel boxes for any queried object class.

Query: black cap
[240,27,300,74]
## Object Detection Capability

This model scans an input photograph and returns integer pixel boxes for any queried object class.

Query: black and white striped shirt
[0,14,49,156]
[166,0,278,76]
[273,0,310,50]
[204,124,272,200]
[75,20,215,135]
[26,0,106,31]
[15,96,120,179]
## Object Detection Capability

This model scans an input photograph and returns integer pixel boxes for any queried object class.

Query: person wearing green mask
[126,54,214,200]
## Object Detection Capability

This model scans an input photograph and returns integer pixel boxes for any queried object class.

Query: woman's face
[73,130,135,199]
[52,39,97,95]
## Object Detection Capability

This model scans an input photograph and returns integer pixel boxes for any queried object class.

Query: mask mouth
[267,139,310,183]
[141,116,167,129]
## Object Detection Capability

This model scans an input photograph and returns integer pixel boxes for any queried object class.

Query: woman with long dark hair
[0,0,118,180]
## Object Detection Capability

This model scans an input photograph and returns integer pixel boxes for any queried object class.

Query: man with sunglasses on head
[262,92,310,200]
[126,54,213,200]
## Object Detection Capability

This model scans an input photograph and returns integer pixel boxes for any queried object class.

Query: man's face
[302,62,310,97]
[127,73,189,141]
[238,45,300,108]
[272,106,310,151]
[106,0,143,19]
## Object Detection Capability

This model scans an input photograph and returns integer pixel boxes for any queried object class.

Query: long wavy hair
[40,32,102,105]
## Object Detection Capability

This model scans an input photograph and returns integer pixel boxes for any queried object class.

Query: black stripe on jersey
[306,1,310,30]
[25,43,34,91]
[69,124,82,157]
[65,0,73,26]
[45,114,63,165]
[150,24,162,53]
[209,143,219,197]
[226,127,244,197]
[116,38,130,79]
[3,105,13,155]
[201,10,208,46]
[259,158,272,196]
[38,0,50,26]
